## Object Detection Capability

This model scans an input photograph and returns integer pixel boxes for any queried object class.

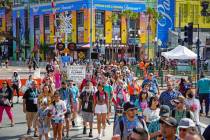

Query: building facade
[12,0,159,61]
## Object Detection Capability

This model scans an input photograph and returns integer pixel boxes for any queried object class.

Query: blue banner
[157,0,175,48]
[0,9,5,17]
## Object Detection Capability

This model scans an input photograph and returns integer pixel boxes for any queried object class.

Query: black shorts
[65,112,71,118]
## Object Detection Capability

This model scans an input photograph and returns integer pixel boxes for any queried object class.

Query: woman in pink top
[54,65,61,89]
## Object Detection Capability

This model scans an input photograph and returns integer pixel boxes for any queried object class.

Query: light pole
[112,36,121,62]
[89,0,93,63]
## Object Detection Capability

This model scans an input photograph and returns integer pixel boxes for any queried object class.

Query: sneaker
[34,132,38,137]
[89,131,93,137]
[83,127,87,134]
[72,121,75,127]
[106,119,111,125]
[10,123,15,127]
[27,128,31,135]
[97,134,102,140]
[102,129,105,136]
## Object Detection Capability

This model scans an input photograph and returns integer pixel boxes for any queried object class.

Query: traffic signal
[184,22,193,45]
[201,1,209,16]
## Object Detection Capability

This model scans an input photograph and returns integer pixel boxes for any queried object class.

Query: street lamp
[112,35,121,61]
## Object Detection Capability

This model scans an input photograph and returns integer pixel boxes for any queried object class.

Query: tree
[145,7,161,60]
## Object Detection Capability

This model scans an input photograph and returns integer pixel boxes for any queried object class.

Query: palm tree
[145,7,161,60]
[121,10,139,60]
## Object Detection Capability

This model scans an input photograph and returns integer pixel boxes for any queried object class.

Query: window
[77,11,84,27]
[96,11,105,25]
[34,16,40,30]
[112,11,121,39]
[44,15,50,29]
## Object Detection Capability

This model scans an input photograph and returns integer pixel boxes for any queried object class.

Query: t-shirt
[79,90,94,113]
[0,87,13,106]
[49,100,66,122]
[37,108,49,128]
[59,88,72,112]
[159,90,182,110]
[142,78,159,95]
[113,116,146,140]
[143,108,160,122]
[103,84,113,100]
[94,91,108,105]
[197,78,210,94]
[69,86,79,103]
[23,88,39,112]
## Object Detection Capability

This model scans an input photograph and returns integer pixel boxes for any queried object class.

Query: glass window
[77,11,84,27]
[44,15,50,29]
[34,16,40,30]
[96,11,105,25]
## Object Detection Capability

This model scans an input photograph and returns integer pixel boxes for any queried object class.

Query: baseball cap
[159,105,170,117]
[173,96,185,104]
[123,102,138,112]
[160,117,178,127]
[178,118,195,128]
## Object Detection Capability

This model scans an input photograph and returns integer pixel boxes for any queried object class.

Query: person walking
[11,71,21,103]
[79,81,95,137]
[159,81,182,110]
[0,81,14,127]
[49,91,66,140]
[58,81,73,138]
[94,83,109,139]
[197,74,210,117]
[23,81,39,137]
[68,80,79,127]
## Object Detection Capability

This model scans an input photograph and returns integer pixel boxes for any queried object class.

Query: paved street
[0,66,209,140]
[0,97,114,140]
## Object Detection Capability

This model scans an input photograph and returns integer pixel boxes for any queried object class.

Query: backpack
[171,109,191,118]
[119,117,146,139]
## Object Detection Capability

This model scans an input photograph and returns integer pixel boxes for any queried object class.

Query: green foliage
[145,7,162,22]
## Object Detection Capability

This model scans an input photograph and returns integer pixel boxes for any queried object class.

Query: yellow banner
[49,14,55,44]
[121,16,127,44]
[71,11,77,43]
[105,11,112,44]
[84,9,90,43]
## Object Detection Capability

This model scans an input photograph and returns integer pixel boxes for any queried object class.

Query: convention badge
[33,98,38,104]
[84,102,88,109]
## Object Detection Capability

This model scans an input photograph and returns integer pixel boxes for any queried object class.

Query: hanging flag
[51,0,55,8]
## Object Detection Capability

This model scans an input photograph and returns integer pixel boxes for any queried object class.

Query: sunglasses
[128,108,137,112]
[2,83,6,84]
[179,128,187,132]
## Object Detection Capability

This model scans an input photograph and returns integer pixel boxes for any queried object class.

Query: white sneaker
[102,129,105,136]
[97,134,102,140]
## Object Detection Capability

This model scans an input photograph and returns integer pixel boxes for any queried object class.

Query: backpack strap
[172,109,176,118]
[119,119,124,139]
[186,110,191,118]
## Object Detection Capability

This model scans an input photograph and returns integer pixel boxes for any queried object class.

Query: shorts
[26,112,37,127]
[65,111,71,118]
[38,127,49,134]
[95,104,107,114]
[82,111,94,122]
[51,119,64,124]
[73,102,78,112]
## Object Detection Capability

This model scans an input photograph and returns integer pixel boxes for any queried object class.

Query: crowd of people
[0,59,210,140]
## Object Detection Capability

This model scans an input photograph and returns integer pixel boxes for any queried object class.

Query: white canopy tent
[161,45,197,60]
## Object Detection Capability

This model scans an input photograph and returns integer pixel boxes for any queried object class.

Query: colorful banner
[121,16,127,44]
[157,0,175,48]
[71,11,77,43]
[105,11,112,44]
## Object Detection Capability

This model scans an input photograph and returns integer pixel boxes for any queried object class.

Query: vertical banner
[139,13,147,44]
[49,14,55,44]
[92,9,95,43]
[157,0,175,48]
[84,9,90,43]
[105,11,112,44]
[121,16,127,44]
[71,11,77,43]
[40,15,44,45]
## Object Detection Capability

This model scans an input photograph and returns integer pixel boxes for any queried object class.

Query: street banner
[67,65,86,83]
[33,68,41,78]
[157,0,175,48]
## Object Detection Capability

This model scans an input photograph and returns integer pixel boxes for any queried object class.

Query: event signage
[67,65,86,83]
[157,0,175,48]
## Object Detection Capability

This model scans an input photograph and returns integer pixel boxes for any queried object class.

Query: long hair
[148,96,159,108]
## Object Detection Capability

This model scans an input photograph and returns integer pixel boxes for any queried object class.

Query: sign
[67,66,86,83]
[157,0,175,48]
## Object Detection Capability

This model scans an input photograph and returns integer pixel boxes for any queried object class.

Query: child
[35,99,50,140]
